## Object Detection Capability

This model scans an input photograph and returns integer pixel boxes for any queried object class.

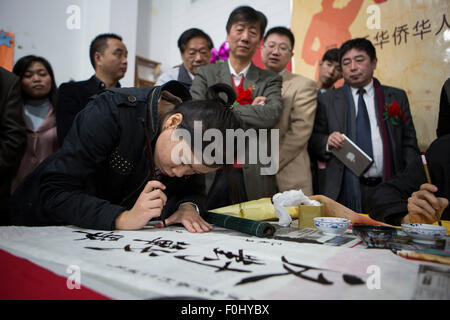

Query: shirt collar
[92,75,121,89]
[228,60,251,78]
[180,64,195,80]
[350,79,374,97]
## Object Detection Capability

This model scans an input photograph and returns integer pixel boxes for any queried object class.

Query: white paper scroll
[0,225,437,300]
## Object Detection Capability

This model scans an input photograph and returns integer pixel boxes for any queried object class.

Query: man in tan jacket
[261,27,317,195]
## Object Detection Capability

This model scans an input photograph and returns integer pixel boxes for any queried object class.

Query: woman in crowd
[11,55,58,192]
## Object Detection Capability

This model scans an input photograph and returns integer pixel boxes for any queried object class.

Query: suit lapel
[333,86,351,135]
[281,71,294,94]
[244,63,259,92]
[218,61,234,87]
[381,86,398,162]
[280,71,294,129]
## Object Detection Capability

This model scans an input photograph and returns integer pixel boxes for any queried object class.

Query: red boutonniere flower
[234,86,254,105]
[383,100,405,125]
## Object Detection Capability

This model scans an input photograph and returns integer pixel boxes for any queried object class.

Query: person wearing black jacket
[367,134,450,225]
[9,81,242,232]
[437,78,450,138]
[56,33,127,146]
[0,67,27,225]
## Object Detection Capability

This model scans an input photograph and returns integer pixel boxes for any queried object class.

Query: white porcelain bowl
[401,223,447,244]
[314,217,351,236]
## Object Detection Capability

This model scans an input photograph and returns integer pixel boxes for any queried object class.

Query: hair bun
[206,83,236,108]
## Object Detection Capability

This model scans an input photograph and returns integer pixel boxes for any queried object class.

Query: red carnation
[387,101,400,118]
[383,100,405,126]
[235,86,254,105]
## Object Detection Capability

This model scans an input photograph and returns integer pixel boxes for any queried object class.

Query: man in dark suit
[311,48,342,194]
[191,6,282,207]
[367,134,449,225]
[56,33,128,146]
[0,67,27,225]
[310,38,419,213]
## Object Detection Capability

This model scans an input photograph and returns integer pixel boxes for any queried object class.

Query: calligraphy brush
[141,118,166,227]
[141,118,157,180]
[421,154,442,226]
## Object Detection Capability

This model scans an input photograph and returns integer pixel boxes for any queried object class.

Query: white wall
[109,0,138,87]
[0,0,138,87]
[136,0,153,58]
[1,0,290,86]
[140,0,292,75]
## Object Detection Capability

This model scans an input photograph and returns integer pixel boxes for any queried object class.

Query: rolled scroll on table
[202,211,276,238]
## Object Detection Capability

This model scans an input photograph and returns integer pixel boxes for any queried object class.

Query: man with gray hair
[191,5,283,208]
[156,28,213,89]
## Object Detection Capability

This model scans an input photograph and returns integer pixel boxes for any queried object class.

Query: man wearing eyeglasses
[261,27,317,194]
[156,28,214,89]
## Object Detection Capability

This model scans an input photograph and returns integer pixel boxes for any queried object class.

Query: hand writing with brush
[401,183,448,224]
[115,181,167,230]
[401,155,448,224]
[115,113,215,233]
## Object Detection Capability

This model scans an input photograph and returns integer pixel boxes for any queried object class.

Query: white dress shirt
[350,80,384,178]
[155,65,194,86]
[228,60,251,87]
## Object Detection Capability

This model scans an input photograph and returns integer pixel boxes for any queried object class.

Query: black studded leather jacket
[9,81,206,230]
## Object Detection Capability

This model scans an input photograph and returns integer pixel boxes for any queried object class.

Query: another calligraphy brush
[421,154,442,226]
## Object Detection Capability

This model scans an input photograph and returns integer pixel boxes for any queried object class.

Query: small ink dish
[314,217,351,236]
[352,225,397,248]
[401,223,447,244]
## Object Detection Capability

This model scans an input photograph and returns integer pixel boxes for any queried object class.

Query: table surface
[0,223,448,300]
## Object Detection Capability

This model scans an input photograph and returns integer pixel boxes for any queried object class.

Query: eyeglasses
[263,42,292,53]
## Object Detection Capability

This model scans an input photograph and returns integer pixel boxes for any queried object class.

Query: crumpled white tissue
[272,189,321,227]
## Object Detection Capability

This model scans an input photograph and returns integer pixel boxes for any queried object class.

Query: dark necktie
[356,88,373,159]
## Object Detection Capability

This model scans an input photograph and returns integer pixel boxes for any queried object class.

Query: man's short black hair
[89,33,123,69]
[263,26,295,48]
[226,6,267,39]
[177,28,214,53]
[321,48,339,63]
[339,38,377,64]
